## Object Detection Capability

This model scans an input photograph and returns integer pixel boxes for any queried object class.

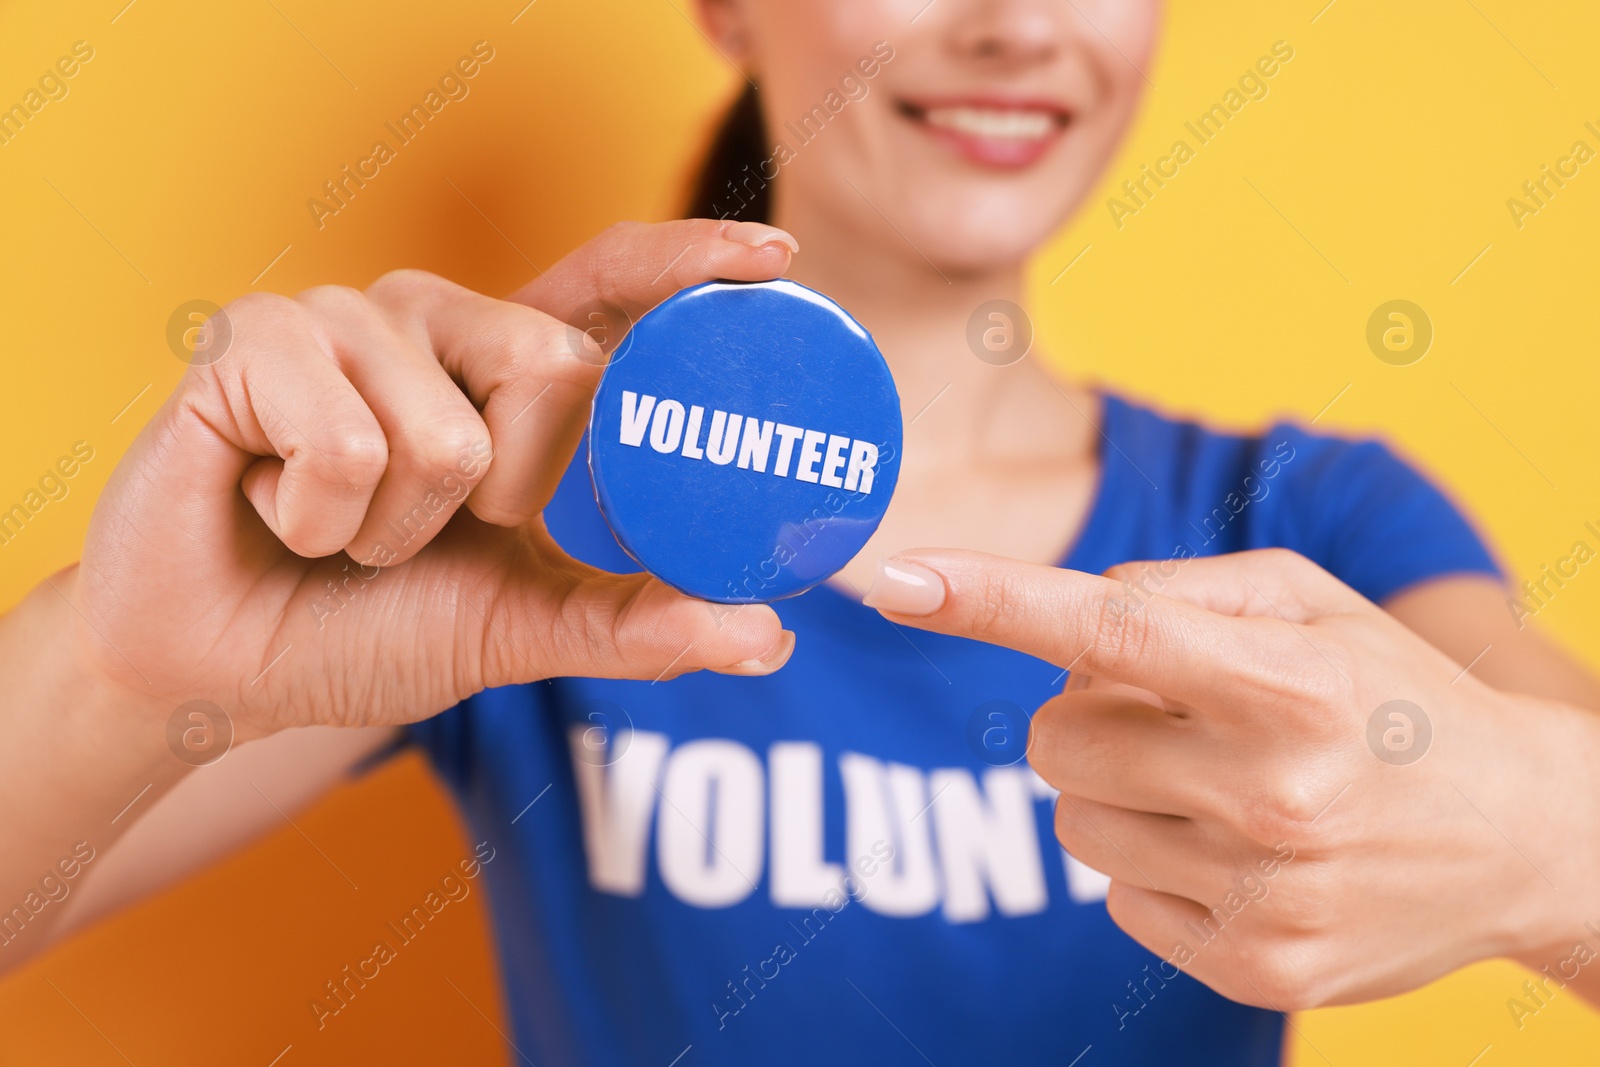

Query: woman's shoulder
[1102,389,1377,466]
[1096,390,1500,602]
[1098,389,1448,499]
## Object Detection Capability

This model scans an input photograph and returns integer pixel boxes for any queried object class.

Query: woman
[4,1,1599,1064]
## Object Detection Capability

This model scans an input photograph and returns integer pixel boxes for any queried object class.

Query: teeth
[922,106,1057,140]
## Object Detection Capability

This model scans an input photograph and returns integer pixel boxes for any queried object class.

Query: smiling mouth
[897,98,1073,168]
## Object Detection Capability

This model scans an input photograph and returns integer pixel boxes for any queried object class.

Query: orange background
[2,0,1599,1063]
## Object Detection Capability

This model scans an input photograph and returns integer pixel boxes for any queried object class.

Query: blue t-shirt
[408,392,1498,1066]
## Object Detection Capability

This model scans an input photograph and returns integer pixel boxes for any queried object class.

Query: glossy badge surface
[588,279,902,603]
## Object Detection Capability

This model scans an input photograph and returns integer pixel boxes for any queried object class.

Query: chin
[881,185,1081,278]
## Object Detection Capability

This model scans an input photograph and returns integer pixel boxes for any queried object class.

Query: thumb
[509,218,798,344]
[482,554,795,686]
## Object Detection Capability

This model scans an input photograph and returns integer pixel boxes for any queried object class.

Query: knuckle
[593,575,672,667]
[1279,643,1357,728]
[968,570,1021,643]
[525,314,599,376]
[594,220,646,262]
[437,303,541,377]
[599,219,646,243]
[503,309,562,357]
[585,221,650,308]
[1267,774,1323,828]
[1090,583,1150,669]
[462,313,536,377]
[1242,773,1334,851]
[1240,627,1355,730]
[223,290,305,333]
[1026,694,1068,748]
[417,419,493,482]
[1101,560,1168,608]
[1100,559,1158,585]
[467,494,530,529]
[1051,795,1072,837]
[196,293,306,383]
[1051,796,1092,850]
[607,604,649,666]
[295,283,366,314]
[1235,941,1320,1009]
[1099,561,1138,584]
[321,428,389,484]
[368,268,444,305]
[662,248,705,294]
[566,589,618,668]
[1255,546,1305,571]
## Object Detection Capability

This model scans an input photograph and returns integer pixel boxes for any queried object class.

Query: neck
[771,195,1094,472]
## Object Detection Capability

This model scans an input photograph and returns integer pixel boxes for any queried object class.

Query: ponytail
[684,84,771,224]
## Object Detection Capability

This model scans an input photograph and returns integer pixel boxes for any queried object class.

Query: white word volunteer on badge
[616,390,883,495]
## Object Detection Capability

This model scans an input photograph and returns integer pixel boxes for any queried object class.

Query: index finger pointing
[863,549,1294,706]
[508,218,799,341]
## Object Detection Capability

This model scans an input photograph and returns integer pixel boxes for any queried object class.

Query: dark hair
[685,85,772,224]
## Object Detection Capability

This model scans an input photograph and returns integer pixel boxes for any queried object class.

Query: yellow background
[2,0,1598,1062]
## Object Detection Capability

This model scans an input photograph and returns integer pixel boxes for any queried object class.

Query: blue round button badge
[588,279,902,604]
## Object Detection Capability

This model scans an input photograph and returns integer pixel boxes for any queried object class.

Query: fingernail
[725,221,800,254]
[719,629,796,676]
[863,558,946,616]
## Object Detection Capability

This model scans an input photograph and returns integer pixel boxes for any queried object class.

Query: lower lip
[911,115,1065,169]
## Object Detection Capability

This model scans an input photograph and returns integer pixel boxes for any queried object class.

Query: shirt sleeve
[1263,425,1502,605]
[403,698,477,787]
